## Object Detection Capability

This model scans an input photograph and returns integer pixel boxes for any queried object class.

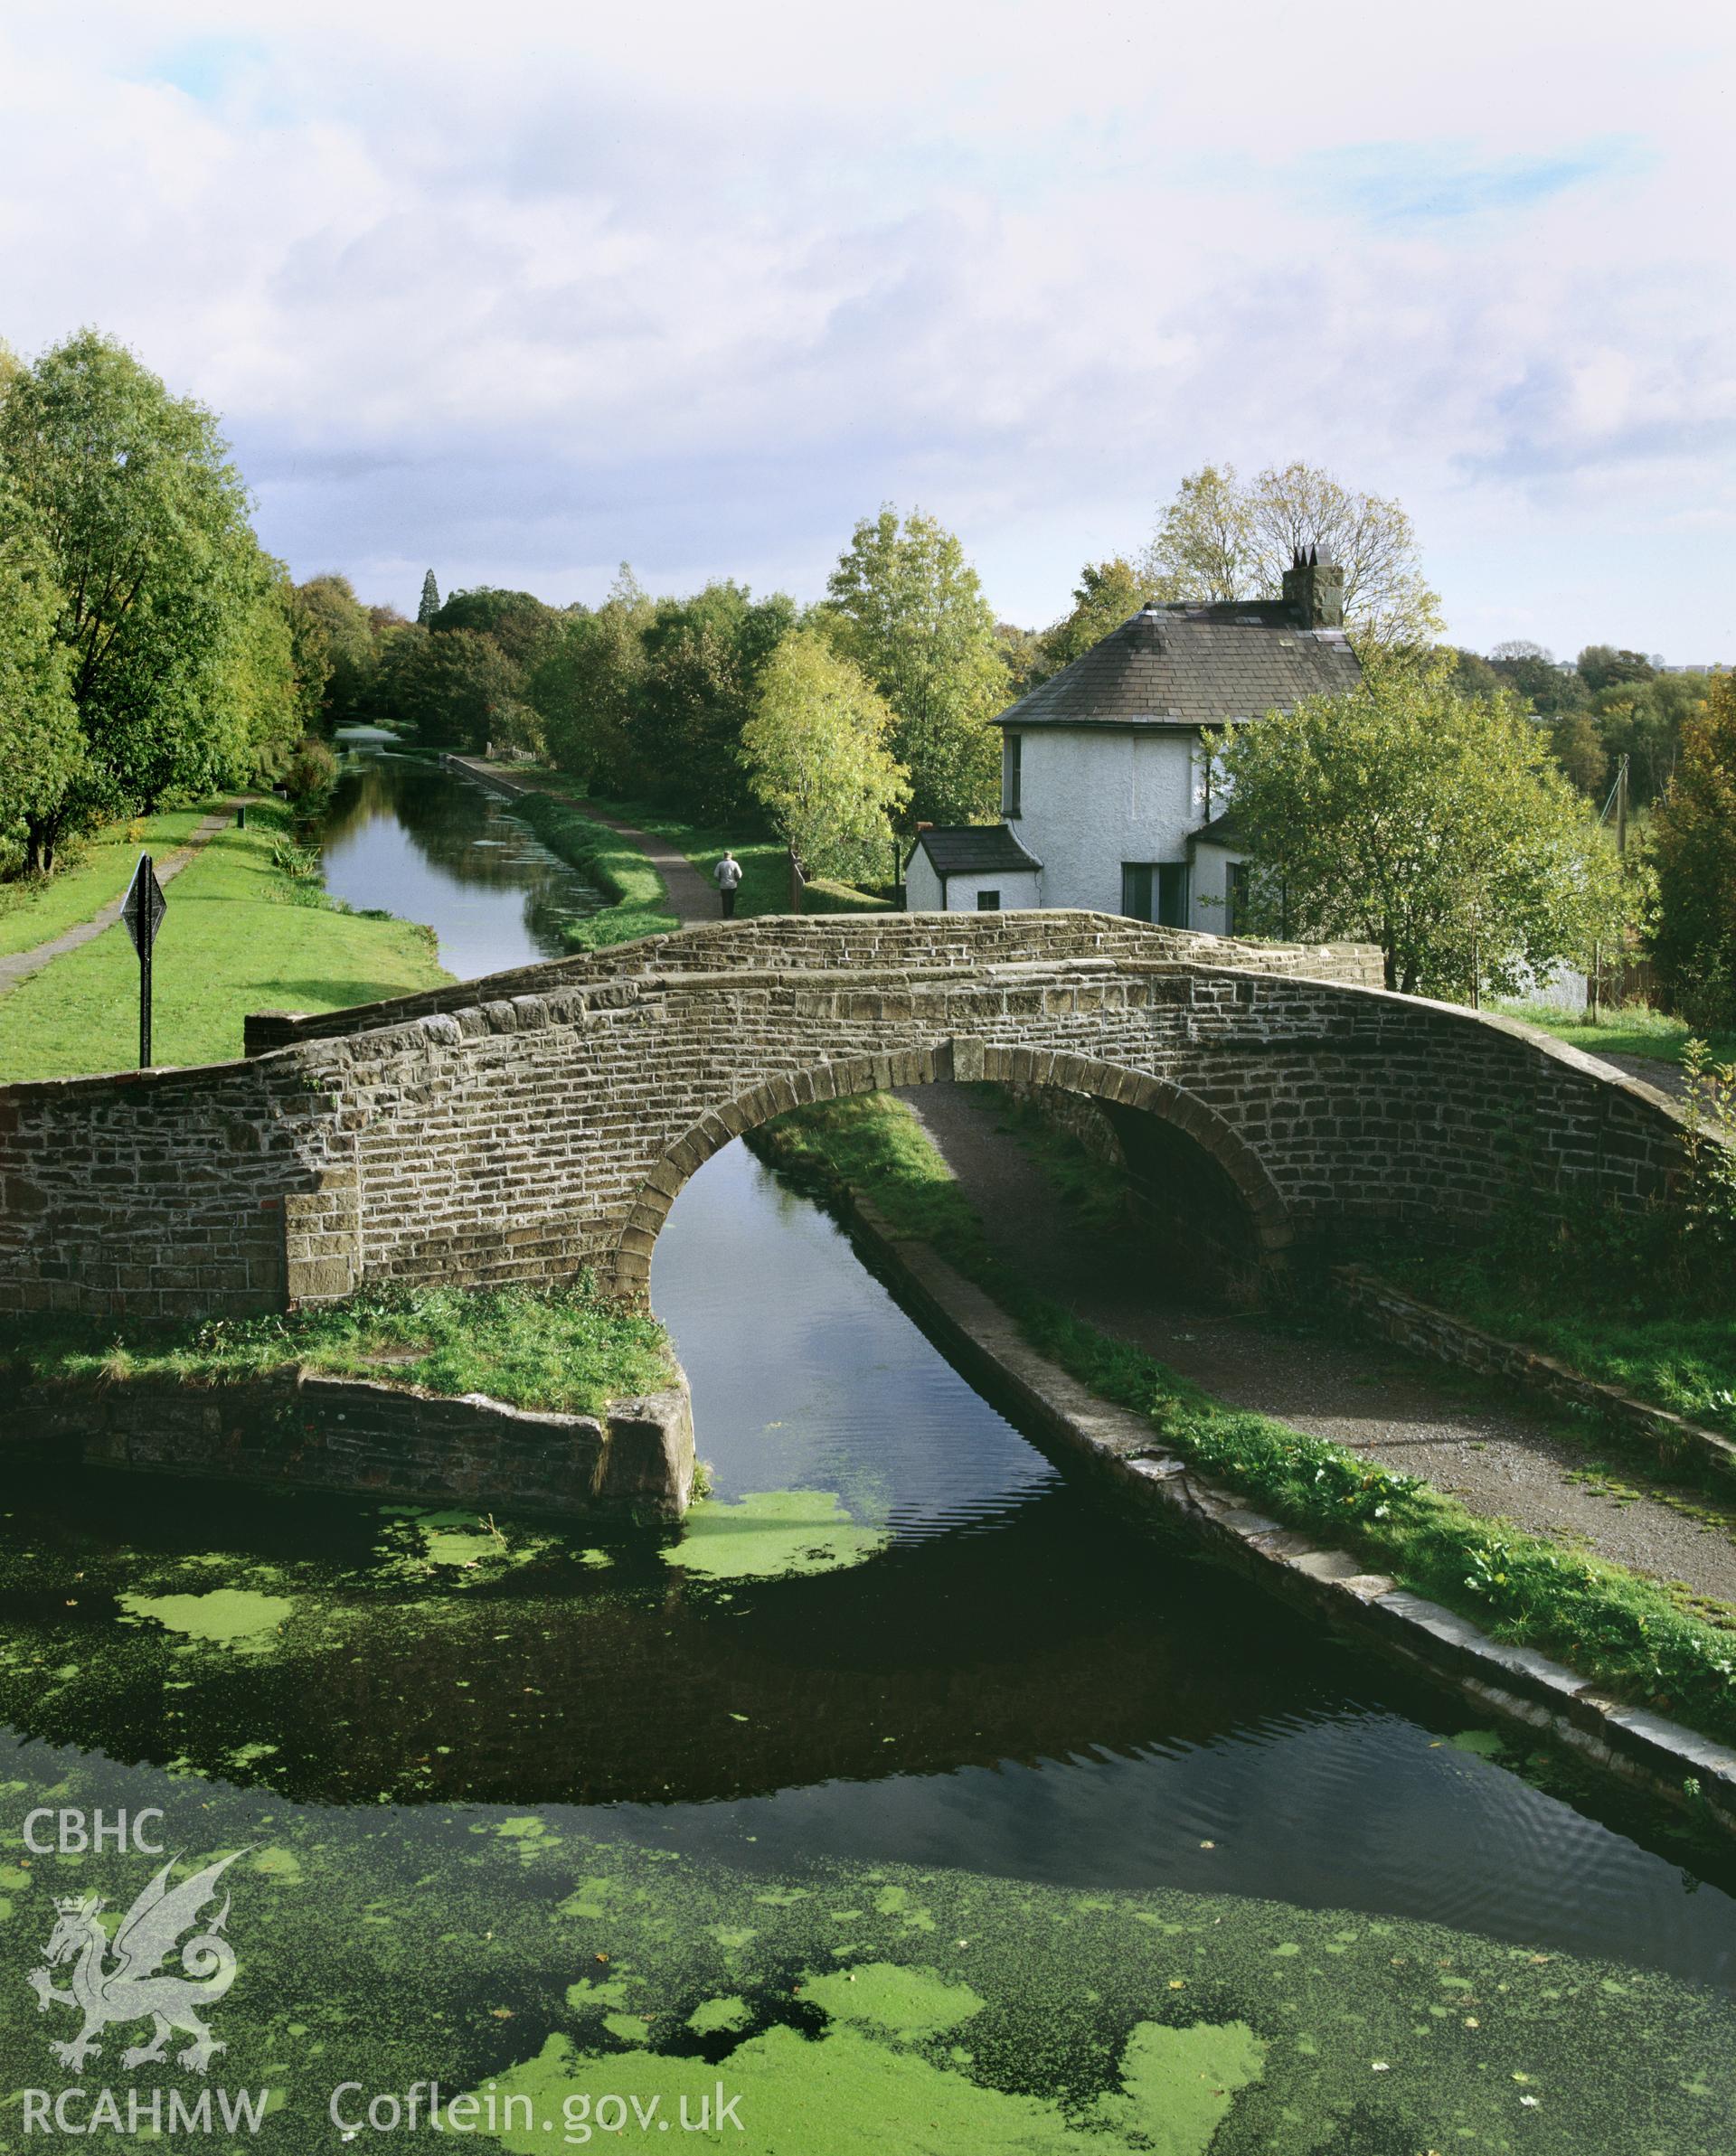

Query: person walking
[713,849,743,918]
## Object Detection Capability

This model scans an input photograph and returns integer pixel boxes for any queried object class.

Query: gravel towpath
[893,1082,1736,1605]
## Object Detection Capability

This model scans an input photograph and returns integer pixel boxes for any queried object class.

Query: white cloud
[1,0,1731,656]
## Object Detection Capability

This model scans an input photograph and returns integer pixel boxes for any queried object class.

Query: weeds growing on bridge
[756,1090,1736,1750]
[1,1276,675,1418]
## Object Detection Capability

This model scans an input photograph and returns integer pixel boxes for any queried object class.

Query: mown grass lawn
[0,799,224,956]
[0,799,449,1081]
[588,796,889,918]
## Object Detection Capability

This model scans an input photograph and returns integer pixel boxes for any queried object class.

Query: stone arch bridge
[0,912,1694,1321]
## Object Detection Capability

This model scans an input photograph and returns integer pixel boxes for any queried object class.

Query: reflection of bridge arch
[613,1043,1292,1300]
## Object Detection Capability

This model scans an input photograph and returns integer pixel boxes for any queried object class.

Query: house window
[1121,862,1188,926]
[1225,861,1249,937]
[976,889,1001,911]
[1001,733,1022,817]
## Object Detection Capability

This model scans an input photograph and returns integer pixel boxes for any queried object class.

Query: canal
[0,744,1731,2148]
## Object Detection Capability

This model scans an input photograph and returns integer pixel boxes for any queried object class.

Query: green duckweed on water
[1,1766,1730,2155]
[663,1489,890,1581]
[115,1586,296,1651]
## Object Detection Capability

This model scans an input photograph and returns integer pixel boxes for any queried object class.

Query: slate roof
[908,824,1043,878]
[1188,810,1249,851]
[995,601,1361,730]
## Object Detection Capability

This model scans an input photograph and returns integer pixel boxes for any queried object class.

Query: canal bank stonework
[0,911,1697,1319]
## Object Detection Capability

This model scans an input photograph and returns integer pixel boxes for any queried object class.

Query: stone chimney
[1280,544,1344,629]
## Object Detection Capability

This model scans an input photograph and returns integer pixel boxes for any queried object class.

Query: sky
[1,0,1731,660]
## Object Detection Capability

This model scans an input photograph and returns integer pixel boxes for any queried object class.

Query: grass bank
[1363,1236,1736,1440]
[2,1276,674,1419]
[505,792,680,951]
[1497,999,1736,1069]
[752,1090,1736,1747]
[0,798,448,1082]
[0,798,223,956]
[575,791,891,920]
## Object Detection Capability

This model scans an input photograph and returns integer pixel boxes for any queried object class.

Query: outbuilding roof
[994,601,1361,731]
[907,824,1043,878]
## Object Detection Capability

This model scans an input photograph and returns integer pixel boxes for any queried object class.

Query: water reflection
[320,743,603,978]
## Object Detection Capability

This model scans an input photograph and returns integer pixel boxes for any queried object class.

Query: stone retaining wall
[1332,1263,1736,1484]
[2,1368,695,1520]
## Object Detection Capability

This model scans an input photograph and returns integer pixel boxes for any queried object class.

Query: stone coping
[1333,1263,1736,1486]
[824,1191,1736,1837]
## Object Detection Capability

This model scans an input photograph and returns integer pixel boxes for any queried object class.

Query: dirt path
[894,1082,1736,1606]
[0,800,244,1000]
[451,760,718,927]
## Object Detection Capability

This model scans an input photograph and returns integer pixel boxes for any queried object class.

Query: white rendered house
[904,554,1361,928]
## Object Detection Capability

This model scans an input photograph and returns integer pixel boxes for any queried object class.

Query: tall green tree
[1144,463,1442,650]
[1650,674,1736,1027]
[823,507,1004,824]
[635,582,797,823]
[1577,645,1656,694]
[741,626,910,882]
[0,331,266,854]
[381,626,521,751]
[1029,558,1155,685]
[429,585,561,670]
[528,567,649,792]
[0,485,82,872]
[1209,664,1624,998]
[418,569,440,626]
[296,575,381,727]
[1489,640,1586,714]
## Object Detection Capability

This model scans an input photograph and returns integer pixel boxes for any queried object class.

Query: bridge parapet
[0,920,1699,1324]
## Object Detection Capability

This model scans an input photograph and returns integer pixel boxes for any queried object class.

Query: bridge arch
[609,1038,1294,1301]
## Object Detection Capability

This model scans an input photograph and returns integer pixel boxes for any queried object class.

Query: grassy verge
[0,799,448,1082]
[0,799,223,956]
[506,793,680,951]
[1362,1238,1736,1438]
[1496,999,1736,1069]
[580,793,889,919]
[1,1277,675,1418]
[752,1090,1736,1746]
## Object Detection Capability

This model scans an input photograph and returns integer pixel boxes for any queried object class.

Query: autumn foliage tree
[741,626,910,883]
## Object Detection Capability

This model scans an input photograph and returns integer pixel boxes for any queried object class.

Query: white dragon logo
[26,1850,242,2076]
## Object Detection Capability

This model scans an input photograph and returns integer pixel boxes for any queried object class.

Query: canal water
[1,756,1732,2148]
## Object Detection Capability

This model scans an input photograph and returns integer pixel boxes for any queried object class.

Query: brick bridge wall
[0,912,1695,1321]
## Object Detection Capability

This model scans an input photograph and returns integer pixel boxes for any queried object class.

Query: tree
[1144,463,1443,650]
[1592,673,1704,809]
[418,570,440,626]
[1489,640,1586,714]
[1444,647,1503,699]
[1029,558,1155,685]
[381,626,521,750]
[296,574,379,726]
[823,507,1005,824]
[634,581,797,823]
[1550,710,1609,797]
[1209,664,1624,998]
[429,585,561,671]
[0,330,265,854]
[0,485,82,873]
[528,566,651,792]
[1650,675,1736,1028]
[741,626,910,883]
[1577,645,1656,695]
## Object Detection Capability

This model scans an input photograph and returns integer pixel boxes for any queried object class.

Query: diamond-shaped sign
[120,854,167,957]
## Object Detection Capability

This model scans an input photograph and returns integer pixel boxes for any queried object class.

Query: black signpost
[120,854,168,1069]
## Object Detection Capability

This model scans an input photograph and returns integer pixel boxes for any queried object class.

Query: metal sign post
[120,854,168,1069]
